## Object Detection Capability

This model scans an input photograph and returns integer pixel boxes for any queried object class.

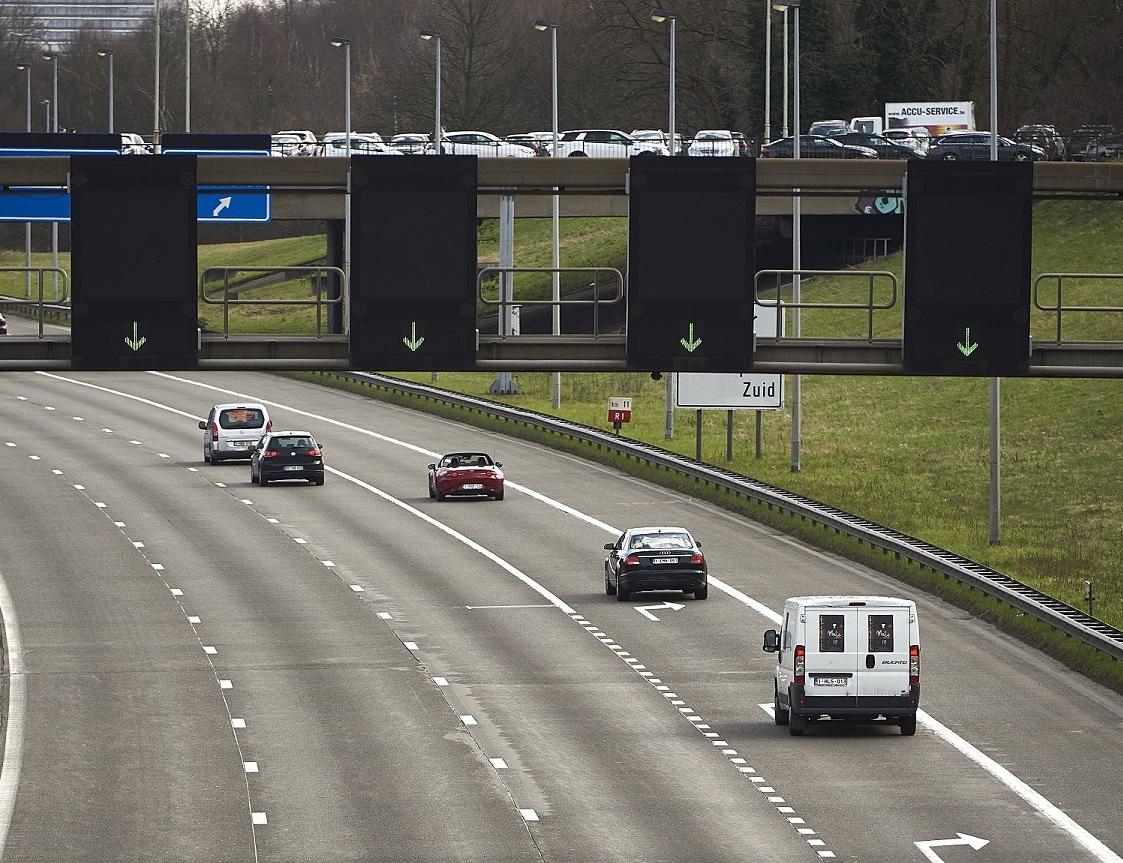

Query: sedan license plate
[461,483,484,490]
[651,557,678,565]
[814,676,849,687]
[283,465,304,472]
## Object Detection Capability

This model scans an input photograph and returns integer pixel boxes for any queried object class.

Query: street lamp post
[652,10,677,438]
[97,50,114,133]
[154,0,161,148]
[42,99,51,132]
[764,2,772,143]
[331,37,352,336]
[535,19,562,408]
[42,53,60,300]
[185,0,191,132]
[420,32,441,157]
[17,63,32,297]
[651,11,677,157]
[775,4,789,137]
[988,0,1001,545]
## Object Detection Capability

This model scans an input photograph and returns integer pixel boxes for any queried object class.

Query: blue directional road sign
[0,135,119,222]
[162,147,271,223]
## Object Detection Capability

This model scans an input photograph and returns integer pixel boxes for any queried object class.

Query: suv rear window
[219,408,265,429]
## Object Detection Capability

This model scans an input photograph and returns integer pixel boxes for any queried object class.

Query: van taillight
[909,644,920,684]
[210,421,219,442]
[794,645,806,685]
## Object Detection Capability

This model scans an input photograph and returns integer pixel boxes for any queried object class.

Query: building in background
[6,1,159,46]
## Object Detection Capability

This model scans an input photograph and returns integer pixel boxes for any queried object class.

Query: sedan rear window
[219,408,265,429]
[629,532,692,551]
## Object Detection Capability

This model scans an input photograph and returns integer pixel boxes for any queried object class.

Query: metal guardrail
[1033,272,1123,342]
[314,369,1123,664]
[0,267,70,337]
[478,266,625,339]
[200,266,346,338]
[754,269,899,342]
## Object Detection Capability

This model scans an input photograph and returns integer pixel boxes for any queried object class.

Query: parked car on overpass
[687,129,738,157]
[389,133,430,155]
[320,133,401,156]
[831,132,923,159]
[505,132,553,156]
[430,131,536,157]
[549,129,667,158]
[926,131,1046,161]
[760,135,878,159]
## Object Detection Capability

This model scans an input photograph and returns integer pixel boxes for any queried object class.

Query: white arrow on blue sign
[163,148,271,223]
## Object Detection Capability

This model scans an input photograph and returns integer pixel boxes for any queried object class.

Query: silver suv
[200,403,272,464]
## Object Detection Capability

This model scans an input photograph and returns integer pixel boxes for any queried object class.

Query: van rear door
[803,607,858,700]
[856,606,911,697]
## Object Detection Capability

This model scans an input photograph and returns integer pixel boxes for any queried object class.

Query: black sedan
[250,430,325,486]
[831,132,923,159]
[760,135,878,159]
[926,132,1046,161]
[604,527,708,601]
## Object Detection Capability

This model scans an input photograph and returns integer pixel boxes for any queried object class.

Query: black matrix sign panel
[626,158,757,372]
[350,155,477,371]
[903,160,1032,376]
[70,155,199,370]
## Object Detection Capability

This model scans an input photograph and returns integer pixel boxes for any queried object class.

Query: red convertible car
[428,452,504,501]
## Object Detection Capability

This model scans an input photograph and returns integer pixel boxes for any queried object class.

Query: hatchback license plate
[651,557,678,565]
[814,676,849,687]
[461,483,484,490]
[284,465,304,472]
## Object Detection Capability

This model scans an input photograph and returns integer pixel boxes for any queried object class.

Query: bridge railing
[1033,273,1123,342]
[199,266,346,339]
[753,268,899,342]
[477,266,625,339]
[0,267,70,337]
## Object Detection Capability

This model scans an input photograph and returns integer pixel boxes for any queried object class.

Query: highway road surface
[0,370,1120,862]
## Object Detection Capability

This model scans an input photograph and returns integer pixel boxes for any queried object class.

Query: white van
[763,596,920,736]
[199,403,272,464]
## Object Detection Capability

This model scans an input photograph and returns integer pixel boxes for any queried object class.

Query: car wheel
[898,714,917,736]
[435,488,445,501]
[428,480,436,499]
[1014,152,1029,162]
[313,476,325,486]
[694,583,708,600]
[259,474,269,487]
[788,691,807,736]
[616,580,630,601]
[773,684,789,726]
[942,152,958,160]
[250,470,258,484]
[568,151,588,157]
[494,488,504,501]
[605,567,616,596]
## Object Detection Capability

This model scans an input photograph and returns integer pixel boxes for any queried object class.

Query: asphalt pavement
[0,370,1120,862]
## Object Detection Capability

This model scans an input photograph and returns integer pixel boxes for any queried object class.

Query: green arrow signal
[679,322,702,353]
[124,321,147,352]
[402,321,425,352]
[956,326,979,357]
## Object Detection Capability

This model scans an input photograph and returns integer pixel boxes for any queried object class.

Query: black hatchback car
[250,430,325,486]
[604,527,708,601]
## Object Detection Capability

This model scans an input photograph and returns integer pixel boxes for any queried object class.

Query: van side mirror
[198,420,207,430]
[763,629,780,653]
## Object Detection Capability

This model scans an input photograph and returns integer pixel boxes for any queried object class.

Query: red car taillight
[306,449,321,457]
[210,421,219,442]
[794,645,806,685]
[263,450,279,458]
[909,644,920,685]
[623,554,641,567]
[690,552,705,566]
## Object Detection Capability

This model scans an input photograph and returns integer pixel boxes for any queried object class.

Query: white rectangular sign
[676,303,784,410]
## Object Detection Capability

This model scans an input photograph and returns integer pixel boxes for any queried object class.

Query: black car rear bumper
[619,569,706,593]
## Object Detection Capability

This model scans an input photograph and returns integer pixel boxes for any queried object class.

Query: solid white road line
[32,371,1121,862]
[0,567,26,859]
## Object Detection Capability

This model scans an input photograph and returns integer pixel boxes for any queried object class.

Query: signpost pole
[790,1,802,474]
[726,409,734,461]
[695,409,703,461]
[755,410,763,458]
[22,65,32,298]
[664,374,675,439]
[988,0,1001,545]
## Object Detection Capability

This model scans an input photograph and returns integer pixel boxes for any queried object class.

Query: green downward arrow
[402,321,425,352]
[680,322,702,353]
[956,327,979,357]
[124,321,147,352]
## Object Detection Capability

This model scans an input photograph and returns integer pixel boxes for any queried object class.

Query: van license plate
[651,558,678,565]
[814,676,849,687]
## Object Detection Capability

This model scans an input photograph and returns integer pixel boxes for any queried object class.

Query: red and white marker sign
[608,396,632,424]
